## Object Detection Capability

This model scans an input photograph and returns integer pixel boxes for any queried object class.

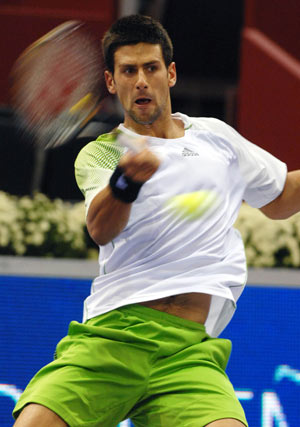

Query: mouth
[135,97,152,105]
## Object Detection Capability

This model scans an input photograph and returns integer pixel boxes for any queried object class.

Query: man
[13,14,300,427]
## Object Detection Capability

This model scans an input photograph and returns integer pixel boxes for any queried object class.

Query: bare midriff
[139,292,212,324]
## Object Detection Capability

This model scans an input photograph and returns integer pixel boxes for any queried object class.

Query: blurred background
[0,0,299,201]
[0,1,300,426]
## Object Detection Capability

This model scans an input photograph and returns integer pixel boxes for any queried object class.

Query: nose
[136,69,148,90]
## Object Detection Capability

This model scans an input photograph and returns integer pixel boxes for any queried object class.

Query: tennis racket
[10,20,106,150]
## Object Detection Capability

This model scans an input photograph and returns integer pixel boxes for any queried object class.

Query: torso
[81,116,250,336]
[139,292,212,324]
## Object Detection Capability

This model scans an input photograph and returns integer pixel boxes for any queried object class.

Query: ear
[168,62,177,88]
[104,70,117,95]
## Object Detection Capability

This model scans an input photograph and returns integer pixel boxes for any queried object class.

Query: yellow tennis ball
[167,190,219,220]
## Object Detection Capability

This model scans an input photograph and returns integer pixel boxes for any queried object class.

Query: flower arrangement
[1,191,300,267]
[0,191,97,259]
[235,203,300,268]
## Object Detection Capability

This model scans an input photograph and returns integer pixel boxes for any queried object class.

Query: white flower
[0,226,10,246]
[0,193,299,265]
[25,232,45,246]
[235,203,300,268]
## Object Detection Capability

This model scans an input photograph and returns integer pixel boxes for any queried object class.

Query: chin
[133,109,162,126]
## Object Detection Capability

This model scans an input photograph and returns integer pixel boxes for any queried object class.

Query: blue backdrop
[0,274,299,426]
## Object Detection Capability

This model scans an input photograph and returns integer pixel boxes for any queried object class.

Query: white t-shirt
[75,113,287,337]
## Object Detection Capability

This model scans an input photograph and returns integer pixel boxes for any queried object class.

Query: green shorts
[13,304,248,427]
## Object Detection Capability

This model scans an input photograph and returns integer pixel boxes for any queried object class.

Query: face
[105,43,176,128]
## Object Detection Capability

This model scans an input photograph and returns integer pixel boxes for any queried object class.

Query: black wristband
[109,166,144,203]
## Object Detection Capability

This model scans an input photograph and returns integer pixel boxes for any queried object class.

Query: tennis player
[13,14,300,427]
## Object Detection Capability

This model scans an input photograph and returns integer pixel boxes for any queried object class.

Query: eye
[147,65,157,72]
[124,66,136,74]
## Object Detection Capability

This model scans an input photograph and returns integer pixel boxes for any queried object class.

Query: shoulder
[189,116,234,136]
[173,112,235,137]
[75,131,124,170]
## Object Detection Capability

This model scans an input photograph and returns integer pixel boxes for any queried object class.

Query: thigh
[14,403,68,427]
[206,419,246,426]
[13,320,149,427]
[130,338,248,427]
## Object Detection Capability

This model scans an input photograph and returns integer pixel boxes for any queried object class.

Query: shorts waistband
[118,303,207,332]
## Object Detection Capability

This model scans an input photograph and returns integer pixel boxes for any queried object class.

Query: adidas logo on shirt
[182,147,199,156]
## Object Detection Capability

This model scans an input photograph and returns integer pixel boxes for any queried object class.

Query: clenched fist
[118,148,161,183]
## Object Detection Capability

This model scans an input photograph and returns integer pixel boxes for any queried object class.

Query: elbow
[87,215,126,246]
[261,171,300,220]
[90,234,108,247]
[262,212,289,220]
[260,205,291,220]
[87,222,112,246]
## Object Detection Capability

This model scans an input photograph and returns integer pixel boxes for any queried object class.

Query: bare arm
[260,170,300,219]
[87,148,161,245]
[87,186,131,246]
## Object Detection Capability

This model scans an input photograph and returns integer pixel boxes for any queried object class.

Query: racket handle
[117,132,147,153]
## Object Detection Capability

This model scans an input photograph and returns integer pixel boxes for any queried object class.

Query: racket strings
[11,22,104,148]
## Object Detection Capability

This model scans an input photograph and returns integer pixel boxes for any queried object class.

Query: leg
[130,331,248,427]
[14,404,67,427]
[13,313,152,426]
[206,419,246,426]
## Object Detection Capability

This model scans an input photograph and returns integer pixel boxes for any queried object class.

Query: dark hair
[102,14,173,73]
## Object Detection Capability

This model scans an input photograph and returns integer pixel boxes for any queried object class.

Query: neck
[123,114,185,139]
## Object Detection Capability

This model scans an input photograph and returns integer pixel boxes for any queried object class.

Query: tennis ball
[167,190,219,220]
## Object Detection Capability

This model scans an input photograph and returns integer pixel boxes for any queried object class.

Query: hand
[118,148,161,183]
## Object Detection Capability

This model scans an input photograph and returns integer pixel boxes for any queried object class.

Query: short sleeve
[74,133,125,214]
[197,118,288,208]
